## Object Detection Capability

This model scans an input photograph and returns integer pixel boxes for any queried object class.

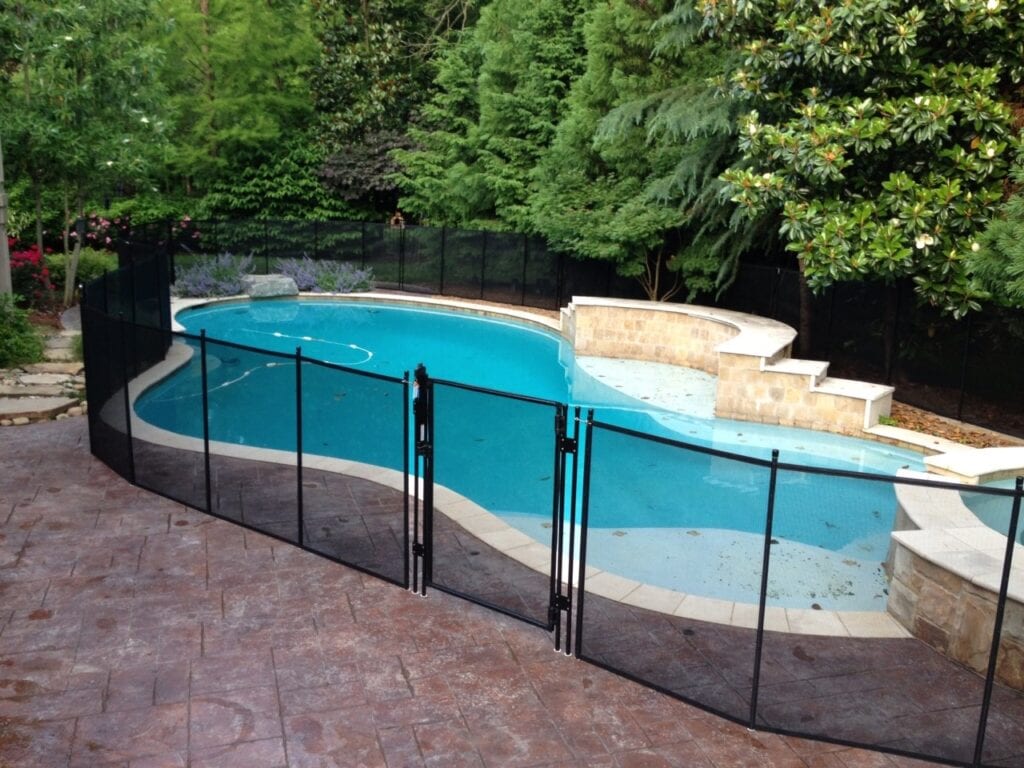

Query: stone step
[22,362,85,375]
[19,373,74,386]
[0,384,66,397]
[43,348,77,362]
[46,335,75,349]
[0,396,77,421]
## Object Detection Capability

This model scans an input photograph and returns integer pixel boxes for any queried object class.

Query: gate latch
[559,436,577,454]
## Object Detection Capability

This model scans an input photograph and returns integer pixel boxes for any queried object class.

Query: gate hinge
[558,436,577,454]
[554,594,571,612]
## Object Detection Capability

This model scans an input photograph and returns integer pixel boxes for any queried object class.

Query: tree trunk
[34,181,43,256]
[63,191,84,307]
[796,258,814,357]
[0,135,11,296]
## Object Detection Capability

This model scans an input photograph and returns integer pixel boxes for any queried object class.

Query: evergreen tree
[394,0,594,231]
[530,0,757,300]
[158,0,318,194]
[972,158,1024,308]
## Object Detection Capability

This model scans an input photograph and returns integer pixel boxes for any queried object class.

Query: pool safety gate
[82,252,1024,768]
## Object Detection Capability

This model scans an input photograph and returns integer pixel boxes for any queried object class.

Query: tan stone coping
[170,293,562,335]
[563,295,797,360]
[893,469,1024,603]
[924,447,1024,485]
[120,330,908,638]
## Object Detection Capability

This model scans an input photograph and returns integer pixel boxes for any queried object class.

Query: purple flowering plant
[172,253,254,297]
[275,256,373,293]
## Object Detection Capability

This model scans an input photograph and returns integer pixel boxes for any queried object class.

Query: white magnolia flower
[971,241,981,252]
[985,146,996,158]
[987,0,1000,11]
[64,35,73,41]
[915,234,935,249]
[105,160,114,167]
[140,116,150,124]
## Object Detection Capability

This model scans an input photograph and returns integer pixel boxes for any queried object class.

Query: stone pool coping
[119,342,909,638]
[158,293,1024,638]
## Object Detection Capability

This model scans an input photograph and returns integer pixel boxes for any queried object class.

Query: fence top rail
[589,417,1024,498]
[431,377,565,410]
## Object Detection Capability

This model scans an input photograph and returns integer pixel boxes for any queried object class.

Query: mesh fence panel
[131,329,208,510]
[962,309,1024,438]
[577,424,769,722]
[82,301,133,479]
[400,226,442,295]
[205,339,299,543]
[265,221,315,265]
[440,229,485,300]
[757,470,987,764]
[977,486,1024,767]
[522,237,559,310]
[363,223,403,285]
[429,382,558,626]
[300,359,408,587]
[481,231,525,305]
[316,221,365,262]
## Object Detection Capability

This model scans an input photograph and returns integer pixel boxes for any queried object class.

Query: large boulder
[242,274,299,298]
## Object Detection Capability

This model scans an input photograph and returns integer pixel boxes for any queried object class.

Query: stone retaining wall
[563,297,891,437]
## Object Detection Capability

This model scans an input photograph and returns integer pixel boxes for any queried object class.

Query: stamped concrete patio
[0,417,945,767]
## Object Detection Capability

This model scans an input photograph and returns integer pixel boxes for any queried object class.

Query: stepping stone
[23,362,85,375]
[20,373,73,386]
[46,335,75,349]
[43,348,77,361]
[0,385,66,397]
[0,396,77,420]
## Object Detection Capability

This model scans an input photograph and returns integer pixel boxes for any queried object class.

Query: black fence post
[972,476,1023,767]
[414,364,434,596]
[439,227,447,296]
[749,448,780,729]
[573,410,596,659]
[118,314,136,485]
[399,225,406,290]
[956,312,974,422]
[313,220,320,260]
[295,347,304,548]
[360,221,367,268]
[264,220,270,274]
[402,370,411,589]
[479,230,488,300]
[200,331,212,514]
[521,235,529,307]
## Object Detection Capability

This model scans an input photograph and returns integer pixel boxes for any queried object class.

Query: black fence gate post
[200,331,213,515]
[956,312,974,422]
[118,314,136,485]
[749,448,780,728]
[295,347,305,548]
[413,364,434,596]
[572,410,596,659]
[439,227,447,296]
[972,476,1023,767]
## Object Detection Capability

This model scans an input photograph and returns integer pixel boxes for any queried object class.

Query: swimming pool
[136,299,927,609]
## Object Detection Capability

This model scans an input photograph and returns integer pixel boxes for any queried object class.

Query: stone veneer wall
[567,303,737,375]
[888,541,1024,690]
[565,300,881,437]
[715,353,873,436]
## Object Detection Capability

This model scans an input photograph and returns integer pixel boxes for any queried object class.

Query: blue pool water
[137,299,930,609]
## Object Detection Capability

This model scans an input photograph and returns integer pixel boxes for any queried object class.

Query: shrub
[274,256,374,293]
[274,255,319,291]
[172,253,255,297]
[9,238,56,310]
[46,249,119,295]
[0,294,45,368]
[313,260,373,293]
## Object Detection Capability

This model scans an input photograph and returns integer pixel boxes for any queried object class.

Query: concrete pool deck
[0,417,965,767]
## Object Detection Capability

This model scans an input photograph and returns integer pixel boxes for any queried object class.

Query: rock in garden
[241,274,299,298]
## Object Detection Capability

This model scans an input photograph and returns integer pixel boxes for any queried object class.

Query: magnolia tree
[697,0,1022,319]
